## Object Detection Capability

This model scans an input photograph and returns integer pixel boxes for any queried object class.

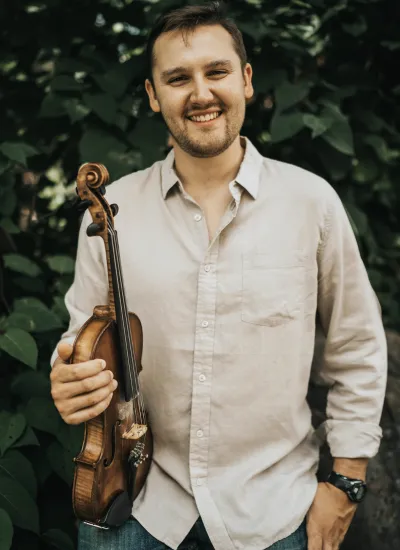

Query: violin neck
[107,226,139,402]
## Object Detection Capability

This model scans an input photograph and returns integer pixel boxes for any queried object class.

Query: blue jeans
[78,516,308,550]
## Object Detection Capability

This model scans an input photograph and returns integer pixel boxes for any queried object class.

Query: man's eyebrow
[160,59,233,81]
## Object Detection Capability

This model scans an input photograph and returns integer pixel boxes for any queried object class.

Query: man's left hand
[306,481,357,550]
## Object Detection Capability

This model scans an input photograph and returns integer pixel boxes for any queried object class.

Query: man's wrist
[332,457,368,481]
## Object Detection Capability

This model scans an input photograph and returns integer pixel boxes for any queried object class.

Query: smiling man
[50,3,387,550]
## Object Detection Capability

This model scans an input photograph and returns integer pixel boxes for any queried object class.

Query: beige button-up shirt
[52,137,387,550]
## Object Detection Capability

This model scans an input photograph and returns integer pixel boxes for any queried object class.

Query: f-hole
[103,421,120,467]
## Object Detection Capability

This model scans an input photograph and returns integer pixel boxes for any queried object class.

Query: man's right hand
[50,342,118,425]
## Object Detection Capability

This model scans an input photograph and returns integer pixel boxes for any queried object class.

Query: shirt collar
[160,136,264,200]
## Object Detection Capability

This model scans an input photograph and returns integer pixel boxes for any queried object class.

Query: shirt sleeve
[50,210,109,367]
[316,188,387,459]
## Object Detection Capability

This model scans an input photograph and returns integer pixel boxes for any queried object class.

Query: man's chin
[177,136,235,158]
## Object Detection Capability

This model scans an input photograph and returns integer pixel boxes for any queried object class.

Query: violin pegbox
[75,163,115,239]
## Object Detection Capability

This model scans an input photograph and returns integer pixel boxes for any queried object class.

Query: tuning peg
[86,222,102,237]
[99,185,106,196]
[77,199,93,212]
[110,203,119,216]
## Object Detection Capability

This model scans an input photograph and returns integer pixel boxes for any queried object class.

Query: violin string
[108,221,146,426]
[110,224,146,425]
[107,220,147,425]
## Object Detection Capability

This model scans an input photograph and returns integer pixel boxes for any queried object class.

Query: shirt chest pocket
[241,252,312,327]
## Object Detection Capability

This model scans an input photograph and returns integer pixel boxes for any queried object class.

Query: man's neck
[173,136,245,197]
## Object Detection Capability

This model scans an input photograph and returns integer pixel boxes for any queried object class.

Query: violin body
[72,308,153,525]
[71,163,153,528]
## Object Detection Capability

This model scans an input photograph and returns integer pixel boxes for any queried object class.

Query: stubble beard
[161,105,245,159]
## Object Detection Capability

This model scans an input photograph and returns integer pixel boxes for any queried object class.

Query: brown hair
[145,1,247,83]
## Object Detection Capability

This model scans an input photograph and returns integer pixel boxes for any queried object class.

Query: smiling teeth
[190,112,221,122]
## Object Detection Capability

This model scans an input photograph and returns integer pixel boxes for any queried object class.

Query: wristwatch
[326,471,367,503]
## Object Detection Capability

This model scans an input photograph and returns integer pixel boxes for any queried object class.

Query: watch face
[350,483,366,502]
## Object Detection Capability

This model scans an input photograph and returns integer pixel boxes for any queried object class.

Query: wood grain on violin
[71,163,153,528]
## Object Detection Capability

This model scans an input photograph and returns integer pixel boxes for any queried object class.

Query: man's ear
[145,79,161,113]
[243,63,254,103]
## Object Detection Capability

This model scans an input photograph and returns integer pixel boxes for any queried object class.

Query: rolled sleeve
[316,188,387,458]
[50,210,108,367]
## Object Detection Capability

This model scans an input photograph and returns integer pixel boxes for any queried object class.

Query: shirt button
[196,479,203,486]
[194,214,202,221]
[197,430,204,438]
[204,264,211,272]
[199,374,206,382]
[201,321,208,328]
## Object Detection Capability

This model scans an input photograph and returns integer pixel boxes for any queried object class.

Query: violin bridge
[122,424,147,440]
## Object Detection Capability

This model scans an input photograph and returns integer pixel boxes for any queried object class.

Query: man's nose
[190,77,214,104]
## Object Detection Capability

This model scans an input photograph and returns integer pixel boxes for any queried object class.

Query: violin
[71,163,153,528]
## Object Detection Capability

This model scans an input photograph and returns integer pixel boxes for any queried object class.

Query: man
[50,3,387,550]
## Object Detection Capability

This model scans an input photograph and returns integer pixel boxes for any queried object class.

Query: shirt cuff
[321,419,383,458]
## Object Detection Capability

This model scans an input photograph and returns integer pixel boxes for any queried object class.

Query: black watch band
[326,471,367,503]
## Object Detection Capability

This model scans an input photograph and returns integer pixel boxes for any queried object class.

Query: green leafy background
[0,0,399,549]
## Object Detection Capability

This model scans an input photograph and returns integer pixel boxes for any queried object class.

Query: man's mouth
[187,111,223,123]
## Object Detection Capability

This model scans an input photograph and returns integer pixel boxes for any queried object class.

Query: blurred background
[0,0,399,549]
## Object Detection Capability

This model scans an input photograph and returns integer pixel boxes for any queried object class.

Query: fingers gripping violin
[71,163,152,529]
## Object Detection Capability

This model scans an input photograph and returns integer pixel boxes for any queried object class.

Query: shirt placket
[188,194,241,550]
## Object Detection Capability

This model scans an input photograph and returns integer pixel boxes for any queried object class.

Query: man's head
[144,2,253,159]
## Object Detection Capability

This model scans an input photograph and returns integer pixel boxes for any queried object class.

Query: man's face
[145,25,253,158]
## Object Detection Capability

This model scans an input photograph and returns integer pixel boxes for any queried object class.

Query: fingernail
[100,360,106,369]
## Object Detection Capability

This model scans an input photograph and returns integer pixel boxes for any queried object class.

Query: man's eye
[208,70,227,77]
[169,76,187,84]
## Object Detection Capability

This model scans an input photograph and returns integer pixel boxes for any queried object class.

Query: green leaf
[0,413,26,456]
[0,509,13,550]
[0,450,37,499]
[0,474,39,533]
[42,529,74,550]
[129,116,169,165]
[52,297,69,323]
[2,253,41,276]
[55,57,92,74]
[275,81,310,112]
[7,312,36,332]
[270,112,304,142]
[0,219,20,234]
[79,127,127,163]
[0,154,10,176]
[381,41,400,51]
[46,441,74,485]
[352,157,380,183]
[303,113,333,138]
[363,135,391,163]
[0,189,17,217]
[83,93,118,125]
[11,371,51,400]
[24,398,63,437]
[0,328,38,368]
[46,255,75,274]
[321,120,354,156]
[344,203,369,237]
[342,16,367,37]
[93,57,142,99]
[12,427,39,449]
[0,143,38,166]
[39,94,67,118]
[13,298,63,333]
[63,98,90,123]
[50,75,81,92]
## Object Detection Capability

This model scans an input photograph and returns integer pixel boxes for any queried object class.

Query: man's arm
[306,188,387,550]
[316,188,387,466]
[50,209,109,366]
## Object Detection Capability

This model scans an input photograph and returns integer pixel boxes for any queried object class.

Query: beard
[159,102,246,158]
